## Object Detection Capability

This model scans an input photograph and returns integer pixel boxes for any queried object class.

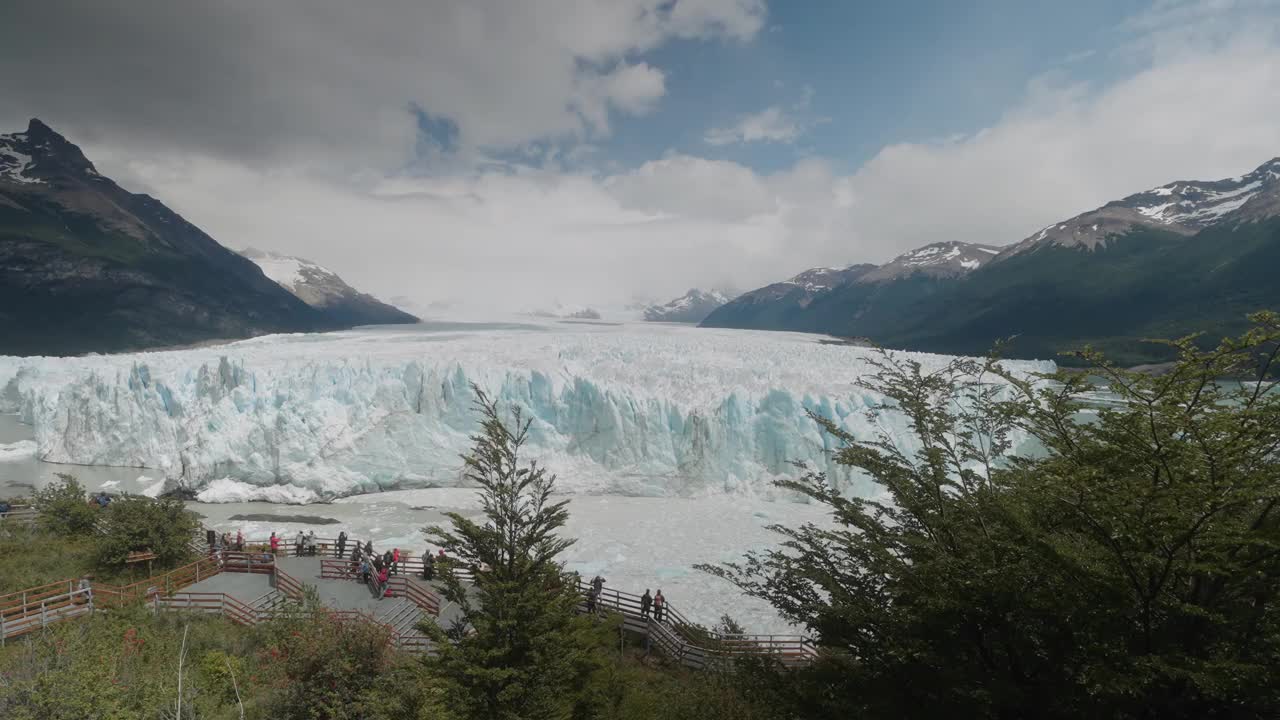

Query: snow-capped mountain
[1,119,329,356]
[700,242,1000,332]
[705,157,1280,365]
[642,288,732,323]
[1003,158,1280,255]
[857,241,1002,282]
[238,248,417,327]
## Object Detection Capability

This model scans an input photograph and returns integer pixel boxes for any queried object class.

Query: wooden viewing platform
[2,522,819,668]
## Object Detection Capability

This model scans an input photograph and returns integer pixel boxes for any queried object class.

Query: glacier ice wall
[0,322,1054,502]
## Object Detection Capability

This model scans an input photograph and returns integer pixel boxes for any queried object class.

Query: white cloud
[704,106,803,145]
[842,30,1280,260]
[9,0,1280,316]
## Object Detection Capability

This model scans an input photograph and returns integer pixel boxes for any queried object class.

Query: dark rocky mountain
[238,248,417,327]
[702,161,1280,365]
[642,288,731,323]
[702,241,1000,334]
[700,264,876,332]
[0,119,415,357]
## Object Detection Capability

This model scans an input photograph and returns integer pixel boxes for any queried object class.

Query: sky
[4,0,1280,313]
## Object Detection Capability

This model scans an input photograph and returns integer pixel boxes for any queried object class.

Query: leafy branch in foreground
[701,312,1280,720]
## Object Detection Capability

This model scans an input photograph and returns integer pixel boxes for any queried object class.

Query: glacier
[0,321,1054,503]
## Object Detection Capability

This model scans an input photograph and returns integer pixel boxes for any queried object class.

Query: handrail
[386,577,440,616]
[0,506,39,526]
[273,565,304,601]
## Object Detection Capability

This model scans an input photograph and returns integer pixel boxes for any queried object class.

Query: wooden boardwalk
[2,520,819,668]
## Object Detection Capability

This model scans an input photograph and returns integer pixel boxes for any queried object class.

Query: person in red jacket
[392,548,401,576]
[653,590,666,622]
[269,532,280,555]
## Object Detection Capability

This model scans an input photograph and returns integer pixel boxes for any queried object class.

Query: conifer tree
[423,385,602,720]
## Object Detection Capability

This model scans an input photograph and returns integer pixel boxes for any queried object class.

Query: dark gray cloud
[0,0,763,170]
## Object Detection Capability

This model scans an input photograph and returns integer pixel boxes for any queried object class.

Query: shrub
[94,494,200,570]
[32,474,97,536]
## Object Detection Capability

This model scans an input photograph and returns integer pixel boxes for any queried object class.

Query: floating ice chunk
[0,440,36,462]
[196,478,322,505]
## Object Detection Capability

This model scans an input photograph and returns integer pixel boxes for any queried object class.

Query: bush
[32,474,97,536]
[257,599,400,719]
[94,494,200,570]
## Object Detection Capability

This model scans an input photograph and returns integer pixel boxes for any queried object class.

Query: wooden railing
[158,592,258,627]
[0,505,38,527]
[0,581,93,645]
[273,564,305,601]
[93,556,223,608]
[576,580,818,669]
[386,577,440,616]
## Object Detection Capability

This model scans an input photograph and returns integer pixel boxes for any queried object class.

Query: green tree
[423,386,602,720]
[701,313,1280,719]
[94,494,200,570]
[32,474,97,536]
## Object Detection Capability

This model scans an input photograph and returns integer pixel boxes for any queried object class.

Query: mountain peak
[0,118,100,184]
[643,287,732,323]
[1003,157,1280,257]
[26,117,58,137]
[236,248,418,326]
[857,241,1001,283]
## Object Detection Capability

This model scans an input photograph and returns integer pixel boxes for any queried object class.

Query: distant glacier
[0,321,1054,503]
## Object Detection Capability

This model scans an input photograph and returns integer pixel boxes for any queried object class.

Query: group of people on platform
[203,526,674,621]
[207,528,245,552]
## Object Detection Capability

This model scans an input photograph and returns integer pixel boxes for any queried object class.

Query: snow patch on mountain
[1002,157,1280,256]
[0,134,41,185]
[242,249,312,290]
[858,241,1002,283]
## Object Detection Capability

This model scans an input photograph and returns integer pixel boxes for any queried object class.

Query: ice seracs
[0,322,1053,503]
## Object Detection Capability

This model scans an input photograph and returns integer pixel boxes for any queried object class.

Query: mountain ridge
[703,158,1280,365]
[0,119,401,356]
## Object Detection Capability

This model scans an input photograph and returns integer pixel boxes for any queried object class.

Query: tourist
[0,499,10,518]
[640,589,652,619]
[365,540,374,559]
[372,553,384,574]
[294,531,305,557]
[77,575,93,605]
[653,590,666,622]
[360,558,371,585]
[207,528,217,549]
[585,588,597,615]
[350,542,363,573]
[382,549,393,575]
[336,530,348,558]
[591,574,605,598]
[306,530,317,556]
[377,565,389,598]
[423,551,435,581]
[269,532,280,555]
[391,548,400,575]
[235,529,244,551]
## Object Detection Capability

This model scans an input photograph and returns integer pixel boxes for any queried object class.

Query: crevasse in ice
[0,322,1054,503]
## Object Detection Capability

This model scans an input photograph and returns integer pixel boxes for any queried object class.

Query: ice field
[0,320,1053,502]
